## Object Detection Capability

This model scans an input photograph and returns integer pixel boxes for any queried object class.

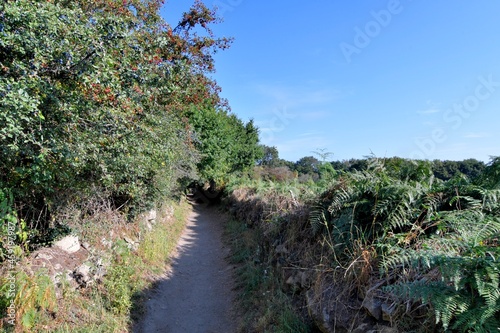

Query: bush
[0,0,261,242]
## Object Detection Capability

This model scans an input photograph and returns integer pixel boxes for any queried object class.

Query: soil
[134,203,238,333]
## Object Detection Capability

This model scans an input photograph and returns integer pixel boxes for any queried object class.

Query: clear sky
[161,1,500,163]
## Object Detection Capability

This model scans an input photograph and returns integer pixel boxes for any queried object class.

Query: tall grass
[224,217,313,333]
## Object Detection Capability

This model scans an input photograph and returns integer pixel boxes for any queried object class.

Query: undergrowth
[224,216,313,333]
[0,199,191,332]
[225,157,500,332]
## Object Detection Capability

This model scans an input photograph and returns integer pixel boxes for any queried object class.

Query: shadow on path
[132,203,237,333]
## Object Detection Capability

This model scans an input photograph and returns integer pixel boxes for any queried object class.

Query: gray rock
[147,209,157,222]
[35,252,53,260]
[73,263,92,287]
[378,324,399,333]
[275,244,289,254]
[352,323,372,333]
[306,289,338,333]
[381,303,396,322]
[53,235,80,253]
[362,292,382,320]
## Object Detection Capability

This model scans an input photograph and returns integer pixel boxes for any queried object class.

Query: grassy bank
[1,199,191,333]
[224,213,315,333]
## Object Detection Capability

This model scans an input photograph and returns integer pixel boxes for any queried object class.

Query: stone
[53,235,80,253]
[362,292,382,320]
[147,209,157,222]
[275,244,289,254]
[378,324,399,333]
[381,303,396,322]
[306,289,338,333]
[352,323,372,333]
[73,263,92,287]
[35,252,53,260]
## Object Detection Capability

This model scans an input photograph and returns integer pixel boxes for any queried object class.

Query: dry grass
[0,198,192,333]
[224,187,317,332]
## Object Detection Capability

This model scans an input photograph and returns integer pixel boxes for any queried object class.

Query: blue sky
[161,1,500,163]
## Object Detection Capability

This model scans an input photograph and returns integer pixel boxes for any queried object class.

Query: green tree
[294,156,320,175]
[257,145,280,167]
[187,106,261,184]
[458,158,486,179]
[0,0,243,233]
[231,119,262,173]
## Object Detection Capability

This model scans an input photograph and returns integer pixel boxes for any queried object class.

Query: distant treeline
[330,157,485,181]
[257,145,486,181]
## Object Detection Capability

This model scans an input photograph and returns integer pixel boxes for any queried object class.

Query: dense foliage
[227,157,499,332]
[188,106,261,184]
[0,0,261,251]
[311,158,499,331]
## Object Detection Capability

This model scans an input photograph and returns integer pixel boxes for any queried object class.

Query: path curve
[135,204,237,333]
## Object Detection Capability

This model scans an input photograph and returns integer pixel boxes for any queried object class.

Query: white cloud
[298,131,324,137]
[417,100,442,115]
[417,108,441,115]
[463,132,490,139]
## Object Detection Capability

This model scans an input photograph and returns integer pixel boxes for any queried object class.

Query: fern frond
[478,188,500,213]
[309,204,327,234]
[385,196,414,231]
[327,187,354,215]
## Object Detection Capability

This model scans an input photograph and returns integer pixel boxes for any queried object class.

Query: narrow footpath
[134,204,237,333]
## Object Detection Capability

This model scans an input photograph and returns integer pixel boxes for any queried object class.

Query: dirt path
[134,204,237,333]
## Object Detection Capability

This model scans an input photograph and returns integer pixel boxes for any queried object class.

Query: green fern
[306,157,500,332]
[381,211,500,332]
[309,204,327,234]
